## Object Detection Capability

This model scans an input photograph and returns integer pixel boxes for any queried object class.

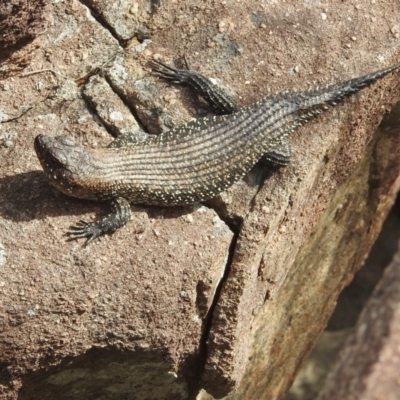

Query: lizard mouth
[34,134,61,172]
[34,134,51,163]
[34,134,104,201]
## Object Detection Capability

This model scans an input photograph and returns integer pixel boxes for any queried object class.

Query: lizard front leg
[67,197,131,245]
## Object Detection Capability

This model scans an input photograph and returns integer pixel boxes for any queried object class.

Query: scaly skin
[34,60,400,243]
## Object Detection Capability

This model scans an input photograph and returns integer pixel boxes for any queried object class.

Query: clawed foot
[65,197,132,246]
[151,55,238,115]
[66,220,104,246]
[151,55,193,83]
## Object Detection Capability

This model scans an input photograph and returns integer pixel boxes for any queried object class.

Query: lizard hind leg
[152,56,240,115]
[259,136,292,166]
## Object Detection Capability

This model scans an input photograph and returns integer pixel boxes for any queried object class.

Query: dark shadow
[0,171,60,222]
[0,171,199,224]
[145,204,201,220]
[327,194,400,330]
[204,162,282,229]
[0,171,103,222]
[0,361,13,395]
[17,347,198,400]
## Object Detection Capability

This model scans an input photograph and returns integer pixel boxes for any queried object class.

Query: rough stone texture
[285,197,400,400]
[226,103,400,400]
[0,200,232,399]
[83,0,156,42]
[1,0,400,399]
[0,0,49,67]
[82,75,140,137]
[0,1,233,399]
[284,329,351,400]
[103,53,196,135]
[316,237,400,400]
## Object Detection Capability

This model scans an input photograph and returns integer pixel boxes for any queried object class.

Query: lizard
[34,57,400,244]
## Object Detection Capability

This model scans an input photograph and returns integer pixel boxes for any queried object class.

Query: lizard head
[34,134,100,200]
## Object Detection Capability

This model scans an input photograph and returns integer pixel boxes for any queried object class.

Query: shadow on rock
[0,170,198,224]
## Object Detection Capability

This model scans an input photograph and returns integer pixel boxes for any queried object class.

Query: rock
[1,0,400,399]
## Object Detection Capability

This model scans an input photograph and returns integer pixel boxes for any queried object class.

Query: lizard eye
[46,152,62,167]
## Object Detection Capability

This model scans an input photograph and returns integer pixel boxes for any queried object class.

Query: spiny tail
[296,63,400,118]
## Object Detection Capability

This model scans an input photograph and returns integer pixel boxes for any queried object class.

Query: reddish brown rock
[0,0,49,67]
[1,0,400,399]
[317,238,400,400]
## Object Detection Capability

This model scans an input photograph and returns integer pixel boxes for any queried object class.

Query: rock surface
[317,236,400,400]
[1,1,400,399]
